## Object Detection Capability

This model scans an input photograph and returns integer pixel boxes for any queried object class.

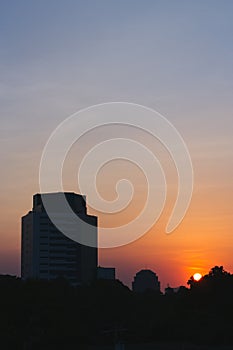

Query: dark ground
[1,266,233,350]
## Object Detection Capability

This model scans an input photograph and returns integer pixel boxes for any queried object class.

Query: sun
[193,273,202,281]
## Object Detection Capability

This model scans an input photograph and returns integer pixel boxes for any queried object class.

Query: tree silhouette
[188,265,233,296]
[209,265,229,277]
[1,268,233,347]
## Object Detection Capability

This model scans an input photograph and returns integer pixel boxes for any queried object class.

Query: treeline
[1,266,233,349]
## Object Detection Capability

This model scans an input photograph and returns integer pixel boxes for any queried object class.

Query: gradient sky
[1,0,233,289]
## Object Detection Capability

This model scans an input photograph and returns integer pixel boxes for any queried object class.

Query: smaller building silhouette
[97,266,116,280]
[132,269,160,293]
[164,285,175,295]
[165,285,187,295]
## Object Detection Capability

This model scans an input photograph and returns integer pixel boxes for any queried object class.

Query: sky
[0,0,233,289]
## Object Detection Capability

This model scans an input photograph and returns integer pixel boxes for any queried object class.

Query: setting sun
[193,273,202,281]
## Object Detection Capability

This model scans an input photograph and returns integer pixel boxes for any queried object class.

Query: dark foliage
[1,266,233,349]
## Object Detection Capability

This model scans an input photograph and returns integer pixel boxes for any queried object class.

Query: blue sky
[1,3,233,101]
[1,0,233,182]
[1,1,233,138]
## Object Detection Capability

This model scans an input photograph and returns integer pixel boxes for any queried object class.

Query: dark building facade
[132,269,160,293]
[21,192,98,285]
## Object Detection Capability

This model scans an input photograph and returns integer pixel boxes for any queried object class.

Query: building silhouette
[132,269,160,293]
[97,266,116,280]
[21,192,98,285]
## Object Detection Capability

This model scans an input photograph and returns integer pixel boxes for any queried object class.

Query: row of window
[40,244,78,249]
[40,270,78,276]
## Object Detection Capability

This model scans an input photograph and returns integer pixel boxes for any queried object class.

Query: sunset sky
[1,1,233,290]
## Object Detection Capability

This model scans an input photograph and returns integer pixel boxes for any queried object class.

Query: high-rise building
[132,269,160,293]
[21,192,98,285]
